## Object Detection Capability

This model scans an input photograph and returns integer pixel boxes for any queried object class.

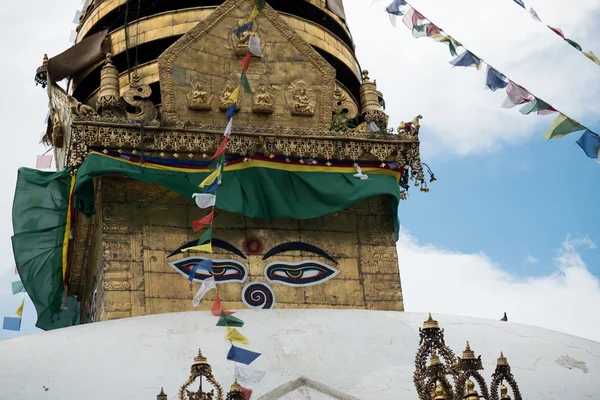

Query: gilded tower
[23,0,428,329]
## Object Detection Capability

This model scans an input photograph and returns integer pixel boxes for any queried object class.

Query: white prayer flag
[235,364,268,385]
[528,7,542,22]
[192,193,216,209]
[353,165,368,180]
[224,118,233,137]
[36,155,53,169]
[193,276,216,307]
[367,121,379,132]
[248,36,264,57]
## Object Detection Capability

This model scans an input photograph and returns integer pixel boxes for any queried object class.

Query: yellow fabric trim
[62,176,75,282]
[199,168,221,188]
[87,152,401,179]
[182,243,213,253]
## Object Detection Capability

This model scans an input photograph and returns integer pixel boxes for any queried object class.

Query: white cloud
[525,254,539,264]
[398,231,600,342]
[345,0,600,156]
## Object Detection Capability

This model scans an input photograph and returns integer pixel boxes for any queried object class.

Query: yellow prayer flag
[228,85,241,104]
[182,242,213,253]
[199,167,221,188]
[16,299,24,318]
[583,51,600,66]
[226,327,249,344]
[245,7,259,23]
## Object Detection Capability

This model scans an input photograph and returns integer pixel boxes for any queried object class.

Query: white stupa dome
[0,310,598,399]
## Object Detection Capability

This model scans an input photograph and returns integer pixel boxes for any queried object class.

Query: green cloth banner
[73,153,401,236]
[11,168,80,331]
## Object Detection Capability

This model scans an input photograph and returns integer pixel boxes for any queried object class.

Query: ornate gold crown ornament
[415,314,522,400]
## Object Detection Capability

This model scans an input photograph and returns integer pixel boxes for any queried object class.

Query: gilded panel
[357,215,396,246]
[304,278,364,307]
[362,274,402,302]
[145,272,193,300]
[359,245,399,275]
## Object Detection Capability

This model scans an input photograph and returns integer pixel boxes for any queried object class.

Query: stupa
[4,0,600,399]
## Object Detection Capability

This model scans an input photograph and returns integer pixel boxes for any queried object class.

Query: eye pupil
[286,270,304,278]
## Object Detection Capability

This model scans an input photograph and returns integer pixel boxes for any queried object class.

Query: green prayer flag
[217,311,245,327]
[519,98,552,115]
[241,71,253,94]
[197,227,213,245]
[543,114,585,140]
[565,38,582,51]
[257,0,266,10]
[11,281,26,295]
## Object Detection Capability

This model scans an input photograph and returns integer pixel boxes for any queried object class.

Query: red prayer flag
[239,52,252,71]
[211,293,235,316]
[192,211,215,232]
[211,136,229,160]
[547,25,565,38]
[14,266,18,275]
[242,386,252,400]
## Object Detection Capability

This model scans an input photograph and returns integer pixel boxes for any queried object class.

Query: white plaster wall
[0,310,598,399]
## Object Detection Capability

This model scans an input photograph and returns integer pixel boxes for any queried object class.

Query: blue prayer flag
[227,345,261,365]
[576,130,600,158]
[450,51,481,69]
[234,22,253,39]
[386,0,406,15]
[485,66,508,91]
[513,0,525,8]
[189,259,213,280]
[225,104,236,120]
[3,317,22,331]
[205,180,218,195]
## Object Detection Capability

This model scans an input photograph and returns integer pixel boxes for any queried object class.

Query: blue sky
[1,0,599,341]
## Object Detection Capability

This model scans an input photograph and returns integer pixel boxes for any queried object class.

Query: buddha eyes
[168,258,248,283]
[264,261,340,287]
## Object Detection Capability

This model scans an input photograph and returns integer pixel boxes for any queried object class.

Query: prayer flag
[205,180,218,195]
[548,25,564,38]
[193,276,216,307]
[226,327,249,344]
[199,168,221,188]
[16,299,24,318]
[3,317,21,331]
[182,228,213,254]
[14,266,18,275]
[229,86,241,103]
[242,386,252,400]
[227,345,261,365]
[184,242,212,253]
[449,51,480,69]
[234,22,253,39]
[225,104,236,120]
[402,8,425,30]
[367,122,379,133]
[412,23,440,39]
[192,193,216,208]
[248,36,263,57]
[543,114,585,140]
[235,364,268,385]
[576,130,600,158]
[188,259,213,281]
[501,81,532,108]
[212,136,229,160]
[583,50,600,65]
[245,7,260,23]
[519,98,553,115]
[435,35,460,56]
[386,0,406,16]
[241,71,253,94]
[211,293,235,316]
[224,118,233,138]
[192,211,215,232]
[217,311,244,327]
[529,8,541,22]
[485,66,508,91]
[11,281,25,295]
[565,38,582,51]
[239,52,252,71]
[513,0,525,8]
[36,155,53,169]
[257,0,266,11]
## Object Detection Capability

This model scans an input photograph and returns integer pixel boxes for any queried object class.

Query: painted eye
[265,261,339,287]
[169,257,248,283]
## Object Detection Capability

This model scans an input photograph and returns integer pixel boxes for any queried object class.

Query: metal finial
[462,341,475,359]
[423,313,440,329]
[497,351,508,366]
[429,349,442,367]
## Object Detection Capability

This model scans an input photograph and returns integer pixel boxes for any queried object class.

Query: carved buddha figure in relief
[187,78,213,111]
[219,82,240,111]
[294,89,313,114]
[252,84,274,114]
[286,79,316,116]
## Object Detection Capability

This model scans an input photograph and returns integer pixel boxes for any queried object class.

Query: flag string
[385,0,600,156]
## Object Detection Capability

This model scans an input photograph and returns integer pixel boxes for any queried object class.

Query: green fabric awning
[11,168,80,331]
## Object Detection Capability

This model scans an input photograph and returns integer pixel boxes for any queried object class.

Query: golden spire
[156,387,167,400]
[193,348,208,365]
[230,379,243,392]
[497,351,508,366]
[423,313,440,329]
[462,341,475,360]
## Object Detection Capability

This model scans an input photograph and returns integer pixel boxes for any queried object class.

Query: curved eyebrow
[168,239,246,259]
[262,242,338,265]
